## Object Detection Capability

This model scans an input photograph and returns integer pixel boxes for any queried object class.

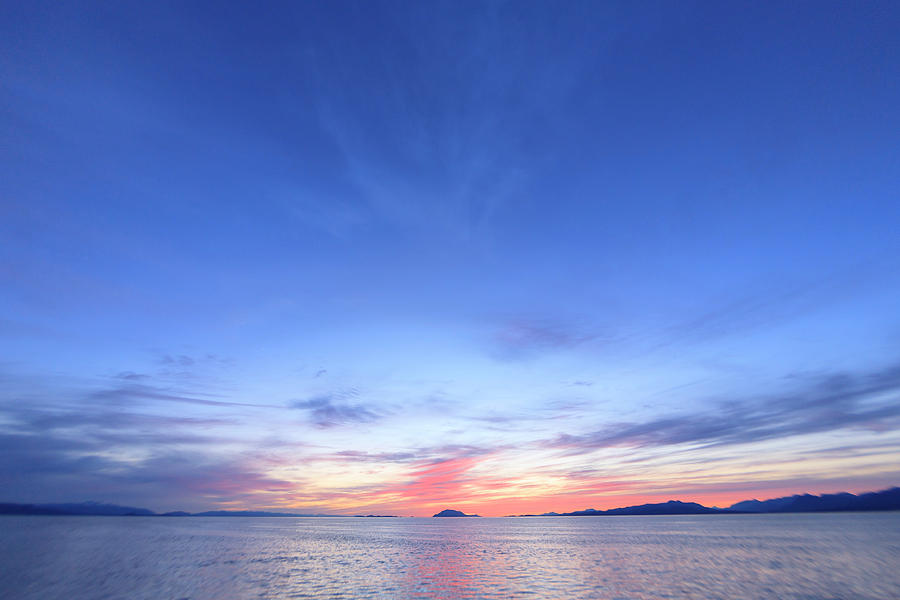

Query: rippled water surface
[2,513,899,599]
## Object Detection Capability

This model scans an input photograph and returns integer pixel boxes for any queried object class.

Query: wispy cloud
[290,391,382,428]
[547,361,900,454]
[114,371,149,381]
[324,443,489,465]
[158,354,197,367]
[490,317,598,360]
[0,421,294,511]
[377,454,488,506]
[88,383,271,409]
[649,259,897,353]
[298,3,598,241]
[0,361,299,510]
[332,450,419,463]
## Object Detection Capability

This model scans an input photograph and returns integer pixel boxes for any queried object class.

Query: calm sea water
[1,513,899,599]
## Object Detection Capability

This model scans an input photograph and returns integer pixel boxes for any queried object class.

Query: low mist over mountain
[729,487,900,513]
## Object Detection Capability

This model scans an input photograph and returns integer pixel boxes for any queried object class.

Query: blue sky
[2,1,899,515]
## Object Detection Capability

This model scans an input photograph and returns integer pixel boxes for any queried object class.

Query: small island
[433,509,480,517]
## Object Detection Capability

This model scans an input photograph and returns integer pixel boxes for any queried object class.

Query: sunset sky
[2,1,899,516]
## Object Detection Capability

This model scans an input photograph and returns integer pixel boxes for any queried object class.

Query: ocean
[1,513,898,599]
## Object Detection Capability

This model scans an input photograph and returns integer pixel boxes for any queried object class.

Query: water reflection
[1,514,899,599]
[400,519,514,598]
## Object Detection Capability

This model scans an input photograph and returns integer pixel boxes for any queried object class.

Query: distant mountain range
[515,487,900,516]
[0,502,337,517]
[552,500,724,516]
[2,487,897,518]
[0,501,155,516]
[729,487,900,513]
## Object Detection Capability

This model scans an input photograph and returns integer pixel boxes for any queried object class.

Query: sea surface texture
[1,513,898,599]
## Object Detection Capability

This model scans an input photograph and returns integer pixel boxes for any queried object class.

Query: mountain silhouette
[433,509,480,517]
[516,486,900,516]
[0,501,155,516]
[542,500,730,517]
[729,487,900,513]
[37,501,155,516]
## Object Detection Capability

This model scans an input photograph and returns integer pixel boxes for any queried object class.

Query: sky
[1,1,899,516]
